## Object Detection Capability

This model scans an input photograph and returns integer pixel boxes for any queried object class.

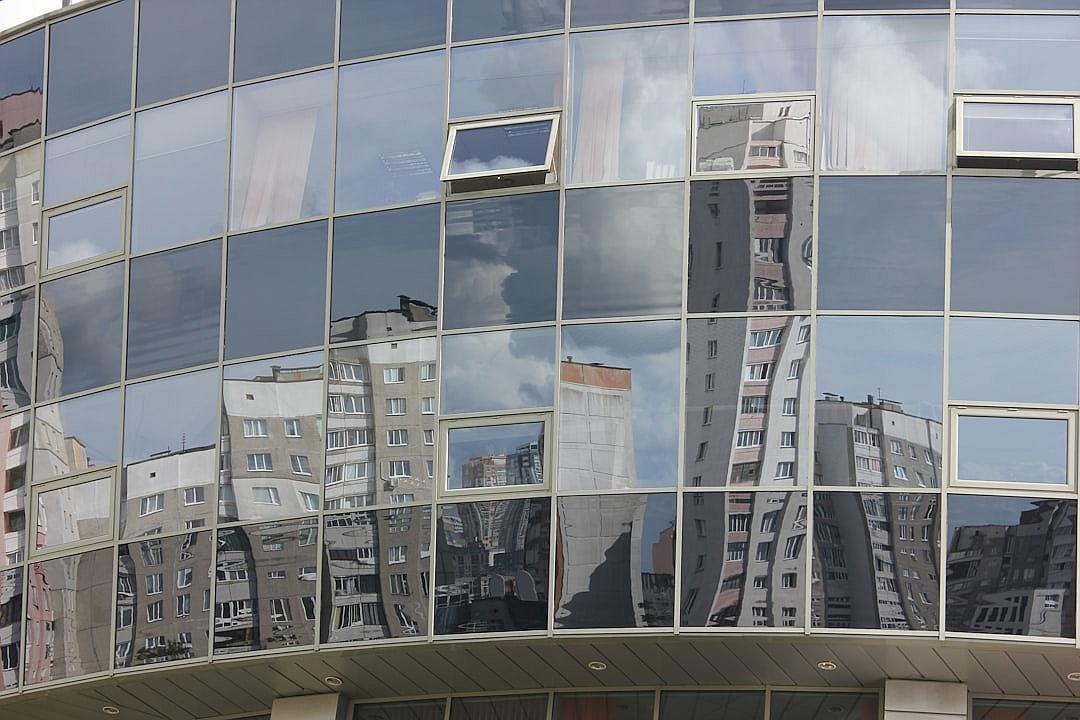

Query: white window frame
[955,95,1080,169]
[438,412,552,499]
[441,112,561,183]
[691,95,815,178]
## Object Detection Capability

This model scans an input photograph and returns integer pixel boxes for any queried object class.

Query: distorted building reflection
[1,410,29,568]
[558,360,636,490]
[435,498,549,634]
[812,492,939,630]
[0,289,34,413]
[681,492,806,628]
[0,147,41,291]
[0,566,21,688]
[695,100,812,174]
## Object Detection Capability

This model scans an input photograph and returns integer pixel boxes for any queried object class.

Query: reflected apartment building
[0,148,39,292]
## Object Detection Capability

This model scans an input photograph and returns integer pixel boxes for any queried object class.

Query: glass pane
[571,0,687,26]
[234,0,334,81]
[121,368,218,538]
[560,321,681,490]
[355,701,446,720]
[448,119,554,176]
[321,507,431,641]
[447,423,544,489]
[46,0,133,134]
[0,411,29,564]
[770,694,880,720]
[957,15,1080,92]
[812,492,939,630]
[126,239,222,379]
[958,416,1069,485]
[569,25,688,183]
[43,116,130,208]
[822,15,948,171]
[952,178,1080,316]
[972,700,1080,720]
[555,694,655,720]
[35,475,112,550]
[696,0,816,14]
[441,327,555,414]
[681,493,806,627]
[685,317,812,488]
[340,0,446,60]
[214,520,319,654]
[230,70,332,231]
[818,177,946,311]
[132,91,227,253]
[960,0,1080,6]
[964,102,1073,155]
[688,178,813,314]
[33,387,120,482]
[331,206,439,343]
[136,0,230,106]
[950,318,1079,405]
[695,19,816,96]
[443,191,558,330]
[555,494,675,628]
[225,221,327,361]
[452,0,564,42]
[659,692,765,720]
[563,183,682,320]
[336,51,445,213]
[115,532,211,667]
[0,147,41,291]
[37,264,123,400]
[220,352,324,523]
[827,0,945,6]
[435,498,550,634]
[947,495,1076,637]
[451,696,548,720]
[0,566,21,688]
[0,29,43,150]
[23,548,112,684]
[45,197,122,270]
[0,290,33,412]
[696,101,811,174]
[326,339,436,510]
[450,36,563,120]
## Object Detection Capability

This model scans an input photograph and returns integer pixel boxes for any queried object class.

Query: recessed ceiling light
[817,661,838,671]
[1067,672,1080,682]
[102,707,120,716]
[324,676,344,687]
[587,661,608,672]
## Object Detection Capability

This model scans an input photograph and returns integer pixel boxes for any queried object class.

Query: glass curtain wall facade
[0,0,1078,706]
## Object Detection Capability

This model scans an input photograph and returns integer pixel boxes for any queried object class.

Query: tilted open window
[956,96,1079,171]
[442,113,560,193]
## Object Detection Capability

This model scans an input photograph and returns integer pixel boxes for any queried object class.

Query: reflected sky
[136,0,230,107]
[441,327,556,414]
[949,494,1059,528]
[449,120,552,176]
[46,197,122,269]
[447,422,544,489]
[43,116,129,207]
[450,35,563,120]
[451,0,564,42]
[123,368,218,464]
[695,17,816,96]
[34,387,120,480]
[233,0,334,82]
[339,0,446,60]
[958,416,1068,485]
[957,15,1080,92]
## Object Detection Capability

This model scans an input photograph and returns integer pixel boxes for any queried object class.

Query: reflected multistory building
[0,145,40,290]
[1,410,28,568]
[696,101,813,176]
[122,446,216,537]
[558,360,636,490]
[331,295,437,344]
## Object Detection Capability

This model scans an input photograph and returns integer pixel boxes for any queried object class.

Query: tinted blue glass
[450,36,563,120]
[452,0,564,42]
[0,29,43,150]
[957,15,1080,92]
[340,0,447,60]
[234,0,335,82]
[695,18,816,96]
[43,117,130,208]
[571,0,688,26]
[449,120,553,176]
[137,0,230,106]
[826,0,945,6]
[440,327,556,413]
[696,0,816,15]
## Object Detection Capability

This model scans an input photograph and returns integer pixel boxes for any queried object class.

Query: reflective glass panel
[356,701,446,720]
[0,566,21,688]
[450,36,563,120]
[322,507,432,642]
[952,178,1080,316]
[821,15,948,171]
[555,694,654,720]
[972,700,1080,720]
[818,177,946,312]
[136,0,229,107]
[37,264,123,400]
[33,387,119,482]
[440,327,555,414]
[132,91,227,253]
[340,0,446,60]
[435,498,550,634]
[230,71,332,231]
[947,495,1076,637]
[688,178,812,314]
[444,192,558,330]
[681,492,806,627]
[448,119,554,177]
[0,29,43,150]
[571,0,687,25]
[336,52,445,213]
[45,0,133,134]
[126,239,221,380]
[695,19,816,97]
[121,368,218,538]
[446,423,544,490]
[569,26,688,183]
[696,101,812,174]
[452,696,548,720]
[0,411,30,565]
[957,15,1080,92]
[23,548,112,685]
[326,339,437,510]
[659,692,765,720]
[452,0,564,42]
[812,492,939,630]
[560,321,681,489]
[826,0,945,6]
[555,494,675,628]
[45,197,122,270]
[958,416,1068,486]
[0,290,33,412]
[563,184,682,320]
[950,319,1079,406]
[225,220,327,360]
[43,117,129,208]
[234,0,335,82]
[963,102,1073,155]
[220,352,324,524]
[960,0,1080,5]
[213,520,320,654]
[35,474,112,551]
[697,0,815,13]
[685,317,812,488]
[115,532,211,667]
[0,146,41,291]
[770,694,880,720]
[331,206,439,343]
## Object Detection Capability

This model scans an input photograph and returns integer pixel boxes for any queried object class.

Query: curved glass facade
[1,0,1080,711]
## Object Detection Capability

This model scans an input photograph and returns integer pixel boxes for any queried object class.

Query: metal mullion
[127,231,224,262]
[448,106,564,127]
[133,83,232,114]
[328,330,438,353]
[441,320,561,336]
[338,44,448,70]
[450,28,565,49]
[694,12,819,23]
[229,62,337,91]
[567,17,690,34]
[560,314,683,327]
[331,197,441,222]
[225,213,333,240]
[40,109,132,145]
[0,139,41,165]
[564,176,695,192]
[222,343,328,369]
